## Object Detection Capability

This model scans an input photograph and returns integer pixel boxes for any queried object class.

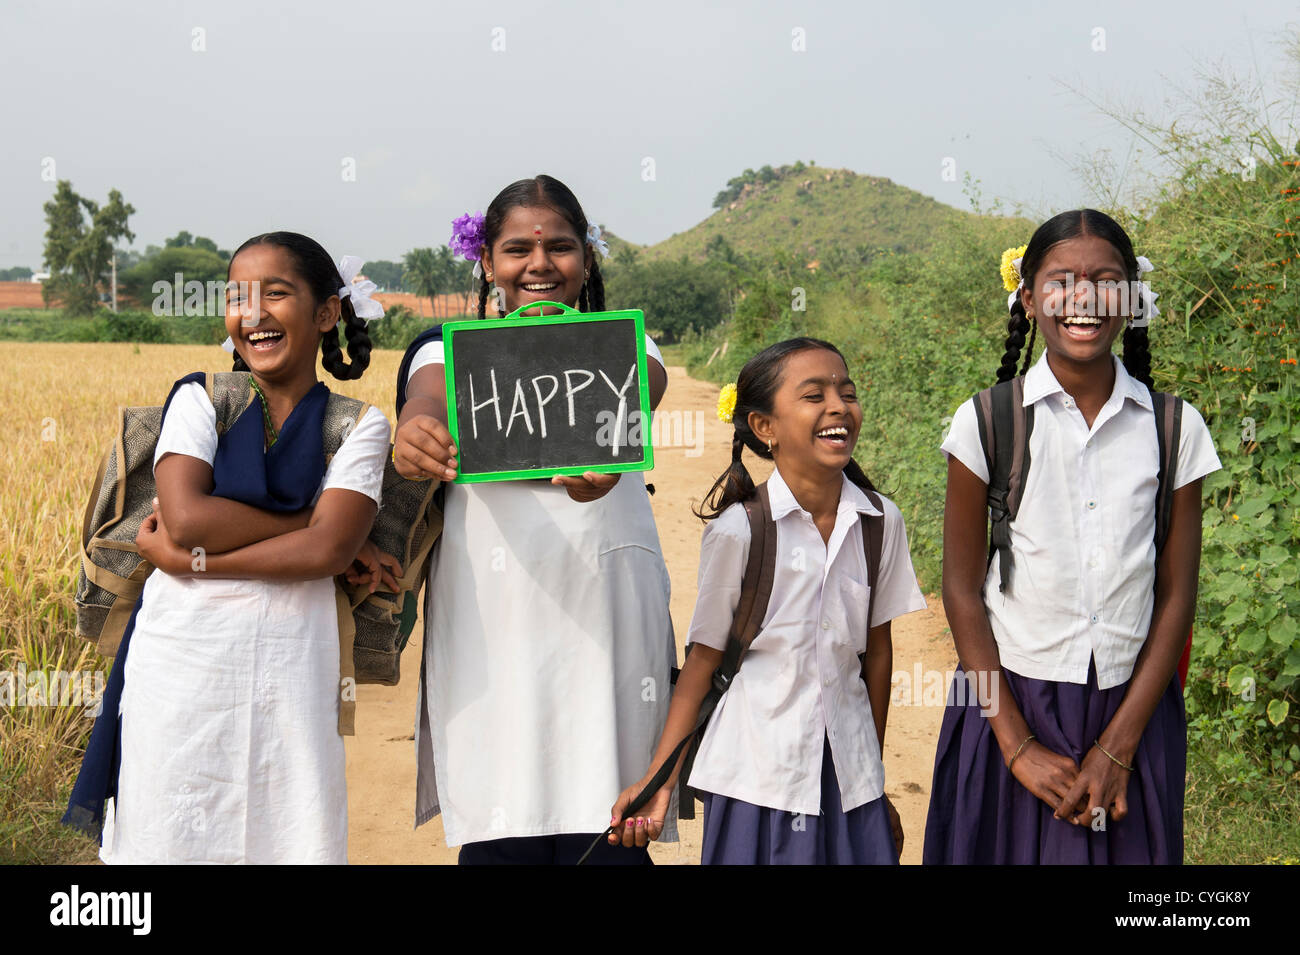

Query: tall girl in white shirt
[923,210,1221,864]
[610,338,927,864]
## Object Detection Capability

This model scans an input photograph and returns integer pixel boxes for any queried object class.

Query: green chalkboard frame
[442,301,656,484]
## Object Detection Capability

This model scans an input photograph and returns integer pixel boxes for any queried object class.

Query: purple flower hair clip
[449,211,487,279]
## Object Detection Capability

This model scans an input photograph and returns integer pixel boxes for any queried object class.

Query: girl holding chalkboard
[392,175,675,864]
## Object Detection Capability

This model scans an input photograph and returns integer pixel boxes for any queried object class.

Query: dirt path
[344,364,957,864]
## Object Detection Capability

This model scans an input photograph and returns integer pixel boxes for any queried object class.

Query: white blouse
[685,466,927,815]
[941,352,1221,689]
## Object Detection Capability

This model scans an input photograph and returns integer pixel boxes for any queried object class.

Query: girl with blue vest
[66,233,393,864]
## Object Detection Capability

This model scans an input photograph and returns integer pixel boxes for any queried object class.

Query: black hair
[997,208,1153,388]
[226,231,371,381]
[696,337,877,521]
[475,175,604,318]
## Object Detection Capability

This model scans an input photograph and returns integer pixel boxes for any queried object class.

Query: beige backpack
[76,372,440,720]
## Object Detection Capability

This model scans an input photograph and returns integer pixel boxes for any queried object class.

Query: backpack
[75,371,440,690]
[579,478,886,863]
[973,375,1192,686]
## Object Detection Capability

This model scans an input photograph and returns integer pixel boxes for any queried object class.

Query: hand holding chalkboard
[551,470,621,503]
[442,303,655,484]
[394,412,459,482]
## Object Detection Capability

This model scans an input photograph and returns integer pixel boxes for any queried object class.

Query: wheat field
[0,342,404,863]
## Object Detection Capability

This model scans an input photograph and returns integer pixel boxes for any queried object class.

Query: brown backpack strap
[1151,390,1183,554]
[858,489,886,681]
[718,482,777,681]
[648,483,776,827]
[861,489,885,630]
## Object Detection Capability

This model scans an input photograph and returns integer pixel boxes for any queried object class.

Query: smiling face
[1021,234,1130,367]
[224,243,339,383]
[749,347,862,477]
[481,205,591,314]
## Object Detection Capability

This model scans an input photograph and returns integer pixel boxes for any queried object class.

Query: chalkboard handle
[503,301,581,319]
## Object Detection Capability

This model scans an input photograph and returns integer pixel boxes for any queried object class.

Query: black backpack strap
[578,484,776,860]
[976,378,1033,593]
[1151,390,1183,554]
[395,325,444,417]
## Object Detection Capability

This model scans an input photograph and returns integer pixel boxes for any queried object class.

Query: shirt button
[1064,398,1075,408]
[1087,500,1097,509]
[822,619,831,630]
[1086,439,1093,448]
[1090,614,1099,624]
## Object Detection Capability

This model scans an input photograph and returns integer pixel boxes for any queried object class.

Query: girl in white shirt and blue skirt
[610,338,927,864]
[923,210,1221,864]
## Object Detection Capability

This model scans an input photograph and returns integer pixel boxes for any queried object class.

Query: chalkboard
[442,303,655,483]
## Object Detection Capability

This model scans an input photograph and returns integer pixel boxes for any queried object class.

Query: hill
[639,162,1030,263]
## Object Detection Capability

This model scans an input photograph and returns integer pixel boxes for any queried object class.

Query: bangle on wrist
[1007,734,1035,771]
[1093,739,1135,772]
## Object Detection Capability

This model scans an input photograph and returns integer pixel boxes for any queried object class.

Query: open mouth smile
[1059,315,1108,341]
[815,425,850,449]
[246,328,285,351]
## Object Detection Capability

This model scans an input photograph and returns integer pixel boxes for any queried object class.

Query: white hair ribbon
[337,255,385,322]
[1135,256,1160,320]
[586,221,610,259]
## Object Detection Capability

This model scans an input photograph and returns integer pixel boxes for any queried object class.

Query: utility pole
[110,252,118,313]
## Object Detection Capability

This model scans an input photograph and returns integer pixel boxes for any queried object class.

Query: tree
[42,180,135,315]
[403,247,441,318]
[404,246,465,318]
[164,231,228,259]
[120,246,229,311]
[362,259,404,292]
[604,256,728,343]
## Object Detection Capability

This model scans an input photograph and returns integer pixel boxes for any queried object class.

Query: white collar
[1021,350,1152,412]
[766,464,883,522]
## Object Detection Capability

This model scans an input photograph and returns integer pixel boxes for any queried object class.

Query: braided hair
[997,209,1153,388]
[227,232,372,381]
[695,337,877,521]
[474,175,605,318]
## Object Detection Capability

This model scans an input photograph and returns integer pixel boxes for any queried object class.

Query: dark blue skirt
[922,661,1185,865]
[699,736,899,865]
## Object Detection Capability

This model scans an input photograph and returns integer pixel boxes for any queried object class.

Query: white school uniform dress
[940,352,1222,688]
[405,336,679,845]
[99,381,390,865]
[685,465,927,815]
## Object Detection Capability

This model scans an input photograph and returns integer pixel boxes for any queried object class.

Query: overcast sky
[2,0,1297,269]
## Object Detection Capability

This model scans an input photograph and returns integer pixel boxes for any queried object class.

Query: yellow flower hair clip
[1000,244,1028,293]
[716,382,738,424]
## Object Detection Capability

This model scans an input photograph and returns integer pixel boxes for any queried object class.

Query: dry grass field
[0,343,407,863]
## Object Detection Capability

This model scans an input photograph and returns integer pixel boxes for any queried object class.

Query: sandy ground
[344,364,957,865]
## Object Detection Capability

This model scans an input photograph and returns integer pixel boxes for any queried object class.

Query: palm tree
[403,247,439,319]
